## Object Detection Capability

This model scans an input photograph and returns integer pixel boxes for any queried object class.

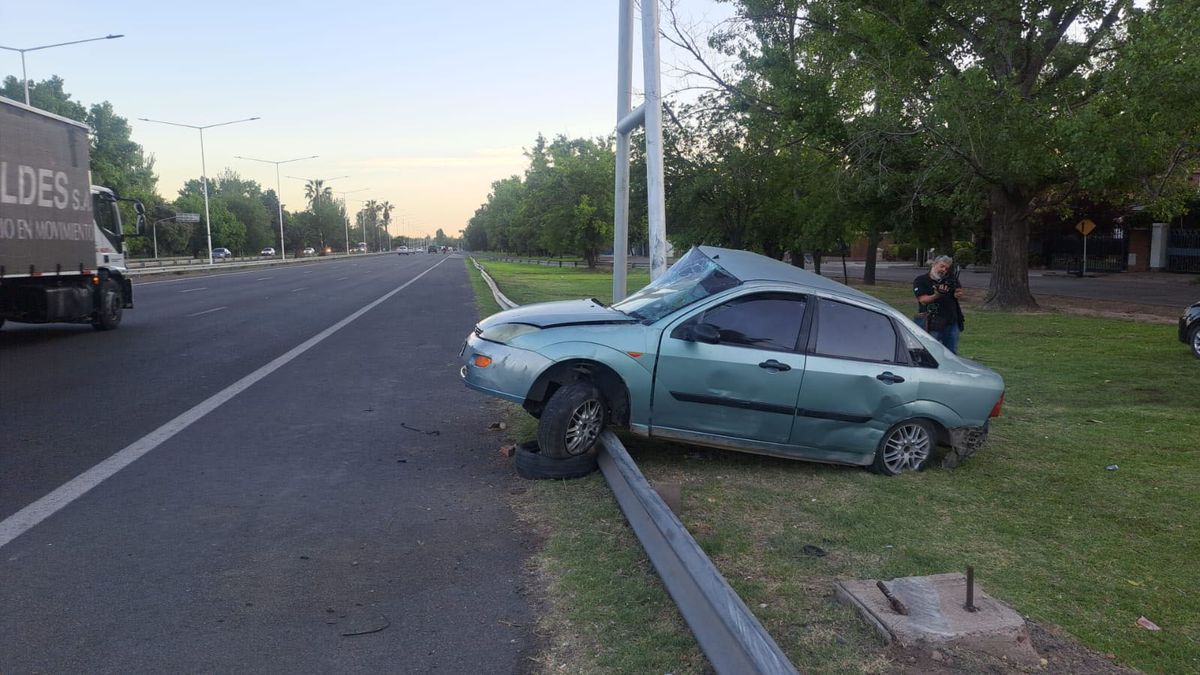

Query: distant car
[461,246,1005,476]
[1180,301,1200,359]
[396,245,411,255]
[302,247,316,257]
[428,246,438,254]
[260,247,276,257]
[212,247,232,260]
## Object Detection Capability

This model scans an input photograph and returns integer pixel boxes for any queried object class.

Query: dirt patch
[883,621,1138,674]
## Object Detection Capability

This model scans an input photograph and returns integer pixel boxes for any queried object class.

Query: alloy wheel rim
[1193,329,1200,355]
[882,423,931,473]
[564,399,603,455]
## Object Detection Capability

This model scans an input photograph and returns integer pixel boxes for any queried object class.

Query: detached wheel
[514,441,598,480]
[872,419,934,476]
[1190,324,1200,360]
[92,279,123,331]
[536,381,607,459]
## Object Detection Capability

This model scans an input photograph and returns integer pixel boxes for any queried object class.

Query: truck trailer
[0,96,144,331]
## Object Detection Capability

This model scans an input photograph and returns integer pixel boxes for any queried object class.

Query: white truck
[0,97,144,331]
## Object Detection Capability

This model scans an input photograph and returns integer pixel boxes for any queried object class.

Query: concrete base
[835,573,1040,667]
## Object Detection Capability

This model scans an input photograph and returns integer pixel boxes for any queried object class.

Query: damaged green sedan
[462,246,1004,475]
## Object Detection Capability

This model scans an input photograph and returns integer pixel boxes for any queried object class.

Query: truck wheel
[92,279,123,331]
[536,381,607,459]
[514,441,598,480]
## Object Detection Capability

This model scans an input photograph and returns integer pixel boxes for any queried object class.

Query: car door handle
[759,359,791,372]
[876,371,905,384]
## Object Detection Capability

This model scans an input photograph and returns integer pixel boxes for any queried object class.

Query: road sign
[175,213,201,223]
[1076,219,1096,236]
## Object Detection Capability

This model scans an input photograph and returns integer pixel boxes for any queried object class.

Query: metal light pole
[333,188,369,255]
[236,155,318,260]
[140,116,260,264]
[0,34,123,106]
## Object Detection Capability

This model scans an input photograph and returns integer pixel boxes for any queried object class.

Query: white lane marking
[291,287,307,293]
[187,306,227,318]
[0,256,451,550]
[256,277,272,281]
[302,271,312,274]
[336,277,348,281]
[179,287,207,293]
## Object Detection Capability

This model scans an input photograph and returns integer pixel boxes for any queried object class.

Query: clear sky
[2,0,729,239]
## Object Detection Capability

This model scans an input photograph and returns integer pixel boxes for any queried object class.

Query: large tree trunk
[863,229,879,285]
[985,186,1038,309]
[788,250,805,269]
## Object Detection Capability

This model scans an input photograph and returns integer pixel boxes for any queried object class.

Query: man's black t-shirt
[913,273,961,330]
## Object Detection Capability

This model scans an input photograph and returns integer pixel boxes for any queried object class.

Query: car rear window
[812,298,898,363]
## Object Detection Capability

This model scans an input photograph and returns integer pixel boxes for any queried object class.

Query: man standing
[914,255,965,353]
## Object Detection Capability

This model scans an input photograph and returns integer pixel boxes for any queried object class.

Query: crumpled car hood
[478,298,637,329]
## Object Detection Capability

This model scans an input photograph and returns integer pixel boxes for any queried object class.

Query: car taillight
[989,393,1004,418]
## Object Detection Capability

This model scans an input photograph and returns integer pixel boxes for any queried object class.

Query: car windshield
[611,248,740,323]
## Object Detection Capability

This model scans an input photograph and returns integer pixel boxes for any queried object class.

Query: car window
[686,293,808,352]
[898,324,939,368]
[812,298,898,363]
[611,247,741,323]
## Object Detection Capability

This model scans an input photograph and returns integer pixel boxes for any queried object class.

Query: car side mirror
[691,323,720,344]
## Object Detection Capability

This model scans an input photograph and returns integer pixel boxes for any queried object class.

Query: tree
[304,179,332,208]
[713,0,1200,308]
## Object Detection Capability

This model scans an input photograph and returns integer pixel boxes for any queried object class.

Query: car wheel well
[524,360,629,426]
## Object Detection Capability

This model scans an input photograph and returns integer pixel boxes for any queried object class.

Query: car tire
[1190,324,1200,360]
[536,381,608,459]
[91,278,123,331]
[872,419,934,476]
[514,441,598,480]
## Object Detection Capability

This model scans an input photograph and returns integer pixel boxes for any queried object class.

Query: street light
[0,34,124,106]
[140,116,260,264]
[235,154,318,260]
[335,188,370,255]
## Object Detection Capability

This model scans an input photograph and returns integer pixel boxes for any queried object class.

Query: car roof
[696,245,886,310]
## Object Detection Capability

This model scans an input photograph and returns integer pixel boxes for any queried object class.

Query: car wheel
[536,381,607,459]
[872,419,934,476]
[513,441,598,480]
[91,279,123,331]
[1190,324,1200,360]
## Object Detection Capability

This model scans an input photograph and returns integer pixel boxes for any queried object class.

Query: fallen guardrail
[472,258,798,674]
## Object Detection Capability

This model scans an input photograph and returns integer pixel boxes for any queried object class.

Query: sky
[2,0,731,239]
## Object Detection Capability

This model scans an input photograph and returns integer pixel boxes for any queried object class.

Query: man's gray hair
[932,255,954,266]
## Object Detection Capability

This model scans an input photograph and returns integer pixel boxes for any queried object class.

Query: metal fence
[1043,232,1128,273]
[1167,228,1200,274]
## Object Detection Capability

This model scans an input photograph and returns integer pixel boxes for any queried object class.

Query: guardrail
[126,251,391,277]
[471,258,798,674]
[471,254,654,270]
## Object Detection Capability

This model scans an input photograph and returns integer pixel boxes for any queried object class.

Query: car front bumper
[460,332,553,405]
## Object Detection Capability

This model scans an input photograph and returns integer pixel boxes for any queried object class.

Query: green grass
[465,258,1199,674]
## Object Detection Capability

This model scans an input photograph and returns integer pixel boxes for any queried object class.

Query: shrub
[954,247,975,268]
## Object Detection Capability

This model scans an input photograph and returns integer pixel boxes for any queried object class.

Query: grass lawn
[465,259,1198,674]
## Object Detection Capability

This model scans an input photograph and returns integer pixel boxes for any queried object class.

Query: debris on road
[341,614,391,637]
[488,421,507,430]
[400,422,441,436]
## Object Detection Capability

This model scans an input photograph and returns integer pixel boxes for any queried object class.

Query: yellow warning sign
[1076,219,1096,236]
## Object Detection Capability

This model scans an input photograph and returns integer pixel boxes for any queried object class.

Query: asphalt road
[0,254,536,672]
[816,261,1198,308]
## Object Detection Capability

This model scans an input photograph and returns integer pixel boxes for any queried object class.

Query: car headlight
[478,323,541,344]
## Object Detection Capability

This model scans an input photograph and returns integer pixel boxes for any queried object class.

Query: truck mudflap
[942,423,989,468]
[120,276,134,309]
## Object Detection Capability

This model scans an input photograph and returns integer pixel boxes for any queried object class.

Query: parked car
[302,247,316,257]
[212,247,232,260]
[1180,301,1200,359]
[461,246,1005,476]
[396,245,411,255]
[260,247,276,257]
[428,246,438,254]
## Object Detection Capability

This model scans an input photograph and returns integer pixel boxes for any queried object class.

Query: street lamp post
[236,155,318,260]
[0,35,124,106]
[140,116,260,264]
[334,188,369,255]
